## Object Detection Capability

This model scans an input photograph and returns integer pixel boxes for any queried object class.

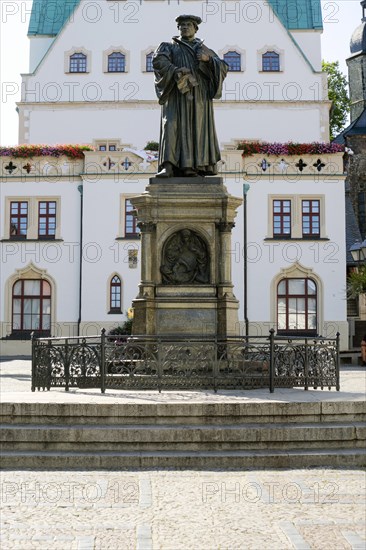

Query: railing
[31,330,340,393]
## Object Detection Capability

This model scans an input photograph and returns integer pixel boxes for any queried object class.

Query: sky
[0,0,364,145]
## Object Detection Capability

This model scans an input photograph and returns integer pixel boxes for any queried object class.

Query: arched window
[146,51,154,72]
[110,276,122,312]
[12,279,51,335]
[277,278,317,335]
[223,51,241,72]
[69,52,87,73]
[108,52,125,73]
[262,51,280,71]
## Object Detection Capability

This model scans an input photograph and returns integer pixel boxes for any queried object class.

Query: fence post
[304,338,309,391]
[65,338,70,392]
[336,332,340,391]
[47,339,52,391]
[269,329,275,393]
[101,329,106,394]
[157,336,162,393]
[31,332,35,392]
[213,336,218,393]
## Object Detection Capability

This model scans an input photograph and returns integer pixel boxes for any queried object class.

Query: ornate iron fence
[31,330,340,393]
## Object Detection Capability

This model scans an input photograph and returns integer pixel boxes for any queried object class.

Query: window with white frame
[12,279,51,335]
[277,278,317,335]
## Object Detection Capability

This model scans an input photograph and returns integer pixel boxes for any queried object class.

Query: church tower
[348,0,366,121]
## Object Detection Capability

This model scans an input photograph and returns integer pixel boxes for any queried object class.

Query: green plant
[322,60,351,140]
[144,141,159,151]
[347,266,366,299]
[108,318,133,342]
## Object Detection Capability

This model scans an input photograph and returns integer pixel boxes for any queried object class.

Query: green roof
[269,0,323,30]
[28,0,322,36]
[28,0,81,36]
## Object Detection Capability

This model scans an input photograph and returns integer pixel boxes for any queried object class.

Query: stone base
[131,176,242,337]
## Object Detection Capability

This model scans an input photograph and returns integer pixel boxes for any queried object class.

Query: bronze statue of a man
[153,15,228,178]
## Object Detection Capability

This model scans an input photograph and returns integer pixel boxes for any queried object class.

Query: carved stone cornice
[137,221,156,233]
[216,221,235,233]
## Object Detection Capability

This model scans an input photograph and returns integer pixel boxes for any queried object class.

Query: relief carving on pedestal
[160,229,210,284]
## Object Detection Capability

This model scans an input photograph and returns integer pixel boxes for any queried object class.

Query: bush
[144,141,159,151]
[108,319,133,342]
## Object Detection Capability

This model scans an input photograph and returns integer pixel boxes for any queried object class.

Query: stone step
[1,401,365,424]
[1,423,365,452]
[1,448,365,470]
[2,401,365,469]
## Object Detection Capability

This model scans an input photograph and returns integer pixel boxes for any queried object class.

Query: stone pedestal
[131,177,242,336]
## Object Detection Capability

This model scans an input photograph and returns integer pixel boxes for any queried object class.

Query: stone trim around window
[4,196,62,240]
[3,263,57,338]
[267,194,326,240]
[141,46,156,72]
[103,46,130,73]
[218,46,246,72]
[270,262,324,336]
[64,47,92,74]
[257,45,284,72]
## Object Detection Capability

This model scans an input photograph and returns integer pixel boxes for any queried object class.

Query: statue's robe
[153,37,228,175]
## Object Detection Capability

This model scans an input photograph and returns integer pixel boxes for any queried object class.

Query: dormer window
[69,53,87,73]
[223,51,241,72]
[262,51,280,72]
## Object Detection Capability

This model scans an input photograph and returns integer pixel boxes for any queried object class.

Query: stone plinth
[131,177,242,336]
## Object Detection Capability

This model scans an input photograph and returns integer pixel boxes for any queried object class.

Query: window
[277,278,317,334]
[12,279,51,335]
[108,52,125,72]
[146,52,154,72]
[10,201,28,239]
[262,51,280,71]
[110,276,122,312]
[302,200,320,238]
[125,199,140,237]
[273,200,291,237]
[70,52,87,73]
[223,51,241,71]
[98,143,117,151]
[38,201,56,239]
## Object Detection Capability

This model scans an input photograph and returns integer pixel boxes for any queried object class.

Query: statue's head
[175,14,202,33]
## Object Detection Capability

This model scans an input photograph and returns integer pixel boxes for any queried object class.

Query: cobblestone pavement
[1,360,365,549]
[1,469,365,549]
